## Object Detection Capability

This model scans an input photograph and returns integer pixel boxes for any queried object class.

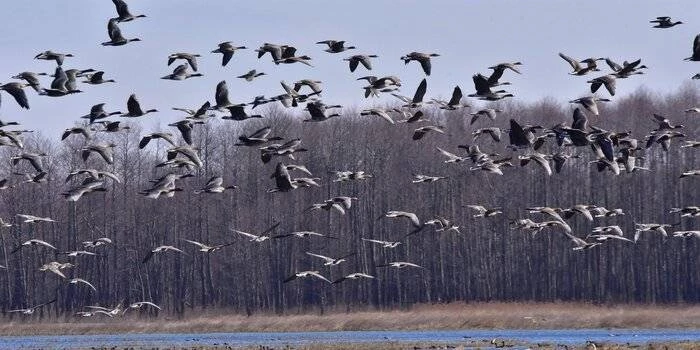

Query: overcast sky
[0,1,698,138]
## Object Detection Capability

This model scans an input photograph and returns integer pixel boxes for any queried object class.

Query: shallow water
[1,328,698,349]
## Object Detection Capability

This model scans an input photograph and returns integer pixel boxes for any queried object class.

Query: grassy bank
[1,302,699,336]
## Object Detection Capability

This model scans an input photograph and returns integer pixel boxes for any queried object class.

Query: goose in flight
[168,119,195,145]
[305,252,355,266]
[183,239,235,253]
[222,105,263,121]
[650,16,682,28]
[332,273,374,284]
[305,101,341,122]
[562,231,602,251]
[587,233,633,243]
[120,94,158,117]
[232,222,280,243]
[236,126,283,146]
[212,42,247,66]
[81,143,117,164]
[16,214,56,223]
[194,176,236,194]
[587,74,616,96]
[283,271,331,283]
[12,238,57,253]
[274,231,337,240]
[81,71,116,85]
[168,52,201,71]
[39,261,73,278]
[424,216,460,234]
[61,250,97,257]
[112,0,146,22]
[411,174,447,183]
[12,71,46,92]
[470,108,502,125]
[672,231,700,238]
[361,238,402,248]
[66,169,121,184]
[81,103,121,123]
[62,179,107,202]
[380,210,422,228]
[669,206,700,217]
[34,50,73,66]
[436,147,467,163]
[11,152,47,173]
[558,53,603,75]
[87,303,124,316]
[142,245,185,263]
[392,78,427,108]
[518,152,553,176]
[466,205,503,218]
[431,86,467,110]
[102,18,141,46]
[413,125,445,140]
[377,261,423,269]
[680,169,700,178]
[332,170,373,182]
[161,64,203,80]
[317,40,356,53]
[0,82,30,109]
[69,278,97,291]
[125,301,162,312]
[237,69,266,82]
[359,75,401,97]
[401,52,440,75]
[82,237,113,248]
[473,127,502,143]
[634,223,674,242]
[61,127,92,141]
[344,54,377,72]
[8,299,57,314]
[360,108,395,124]
[139,132,175,149]
[569,97,610,116]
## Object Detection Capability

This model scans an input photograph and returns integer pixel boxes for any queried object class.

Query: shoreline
[1,302,699,336]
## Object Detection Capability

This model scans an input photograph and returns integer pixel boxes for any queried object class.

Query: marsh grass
[1,302,698,336]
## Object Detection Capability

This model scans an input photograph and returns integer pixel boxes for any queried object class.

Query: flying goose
[212,80,236,110]
[432,86,467,110]
[125,301,161,312]
[332,170,373,182]
[256,43,288,62]
[465,205,503,218]
[377,261,423,269]
[472,127,502,142]
[120,94,158,117]
[168,52,201,71]
[680,169,700,178]
[11,238,57,254]
[305,252,356,266]
[283,271,331,283]
[380,210,422,228]
[344,54,377,72]
[39,261,73,278]
[391,78,427,108]
[161,64,203,80]
[358,75,401,97]
[0,82,30,109]
[360,108,395,124]
[183,239,234,252]
[672,231,700,238]
[305,101,341,122]
[413,125,445,140]
[112,0,146,22]
[167,146,203,168]
[212,42,247,66]
[317,40,356,53]
[139,132,175,149]
[15,214,55,223]
[260,139,308,163]
[235,126,283,146]
[650,16,682,28]
[61,127,92,141]
[587,74,616,96]
[606,58,647,78]
[274,231,337,240]
[62,180,107,201]
[424,216,460,234]
[102,18,141,46]
[194,176,236,194]
[86,303,124,316]
[436,147,467,163]
[232,222,280,243]
[669,206,700,217]
[485,62,522,87]
[81,143,117,164]
[470,108,502,125]
[468,158,513,176]
[400,52,440,75]
[237,69,266,81]
[569,97,610,116]
[81,103,121,123]
[332,273,374,284]
[69,278,97,291]
[411,174,447,183]
[82,237,112,248]
[519,152,552,176]
[361,238,402,248]
[634,223,674,242]
[142,245,185,263]
[66,169,120,184]
[275,54,313,66]
[81,71,116,85]
[222,105,263,121]
[558,53,603,75]
[11,152,47,172]
[562,231,602,251]
[34,50,73,65]
[11,71,46,91]
[8,299,57,314]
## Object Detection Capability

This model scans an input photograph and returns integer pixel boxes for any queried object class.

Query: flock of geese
[0,1,699,316]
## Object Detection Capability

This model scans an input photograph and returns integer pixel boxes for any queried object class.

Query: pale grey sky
[0,1,698,137]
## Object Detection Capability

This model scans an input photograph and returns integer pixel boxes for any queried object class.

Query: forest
[0,84,698,319]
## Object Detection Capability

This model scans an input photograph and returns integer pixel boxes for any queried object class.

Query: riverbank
[1,302,698,336]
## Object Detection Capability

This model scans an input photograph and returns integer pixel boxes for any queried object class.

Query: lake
[1,328,699,349]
